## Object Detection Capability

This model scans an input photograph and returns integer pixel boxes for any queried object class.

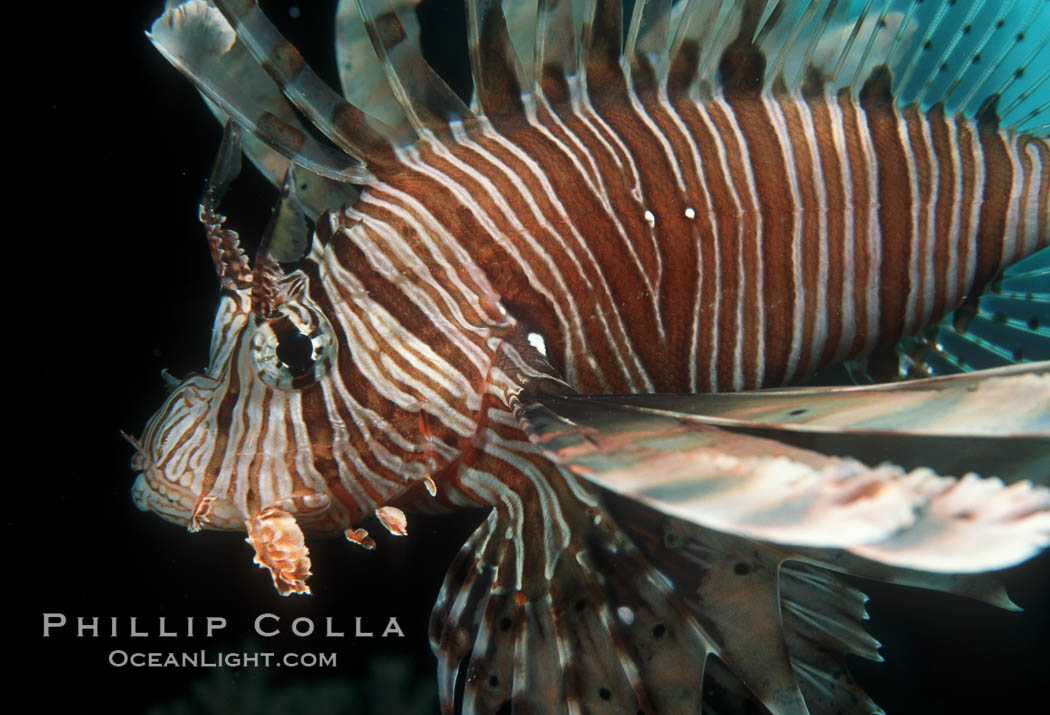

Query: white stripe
[1004,132,1027,267]
[945,118,965,307]
[918,113,939,328]
[697,99,744,389]
[714,94,765,389]
[853,99,881,355]
[825,89,856,362]
[574,84,667,331]
[1023,141,1044,256]
[663,83,721,392]
[898,111,921,334]
[341,201,494,376]
[964,123,985,296]
[395,139,604,389]
[470,119,654,391]
[322,253,478,433]
[797,96,830,375]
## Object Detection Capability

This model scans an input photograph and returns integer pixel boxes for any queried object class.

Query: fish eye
[249,303,335,389]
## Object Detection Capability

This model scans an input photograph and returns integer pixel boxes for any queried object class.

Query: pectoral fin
[512,365,1050,573]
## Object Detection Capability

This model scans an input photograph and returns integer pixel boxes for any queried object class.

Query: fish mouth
[131,472,195,525]
[130,472,243,531]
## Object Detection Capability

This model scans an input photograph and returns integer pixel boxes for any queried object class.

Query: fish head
[129,210,355,538]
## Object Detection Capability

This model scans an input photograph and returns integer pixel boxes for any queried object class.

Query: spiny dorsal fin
[467,0,527,116]
[582,0,626,96]
[625,0,672,95]
[357,0,474,134]
[200,96,359,220]
[213,0,395,167]
[666,34,700,98]
[667,0,718,97]
[718,0,767,95]
[858,63,894,110]
[335,0,417,143]
[625,0,672,62]
[148,1,371,183]
[535,0,579,101]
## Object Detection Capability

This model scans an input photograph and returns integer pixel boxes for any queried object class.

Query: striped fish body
[349,88,1049,395]
[135,1,1050,713]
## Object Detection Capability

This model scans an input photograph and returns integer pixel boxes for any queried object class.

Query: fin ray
[148,1,370,183]
[513,365,1050,573]
[356,0,474,133]
[335,0,416,141]
[213,0,396,164]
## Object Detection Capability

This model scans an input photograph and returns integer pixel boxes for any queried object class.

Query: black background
[22,1,1049,712]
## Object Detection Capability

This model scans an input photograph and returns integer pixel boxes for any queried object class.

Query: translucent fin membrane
[356,0,474,133]
[898,247,1050,377]
[148,1,371,183]
[466,0,528,116]
[335,0,418,142]
[212,0,397,163]
[886,0,1050,133]
[514,365,1050,573]
[656,0,1050,134]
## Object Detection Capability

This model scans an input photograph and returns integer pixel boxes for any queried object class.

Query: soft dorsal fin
[630,1,1050,136]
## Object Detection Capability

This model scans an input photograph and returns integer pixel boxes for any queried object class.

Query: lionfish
[133,0,1050,712]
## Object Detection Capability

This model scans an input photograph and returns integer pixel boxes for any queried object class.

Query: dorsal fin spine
[355,0,475,134]
[696,1,742,86]
[848,0,895,91]
[466,0,528,116]
[792,0,843,92]
[534,0,580,100]
[147,1,374,185]
[827,0,873,84]
[668,0,725,93]
[863,0,920,97]
[214,0,395,166]
[582,0,626,95]
[625,0,671,63]
[763,0,826,92]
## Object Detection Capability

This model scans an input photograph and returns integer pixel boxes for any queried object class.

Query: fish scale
[134,1,1050,713]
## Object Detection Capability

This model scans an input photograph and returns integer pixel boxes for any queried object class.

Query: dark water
[23,1,1048,712]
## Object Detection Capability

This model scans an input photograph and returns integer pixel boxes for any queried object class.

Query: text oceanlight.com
[107,650,338,668]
